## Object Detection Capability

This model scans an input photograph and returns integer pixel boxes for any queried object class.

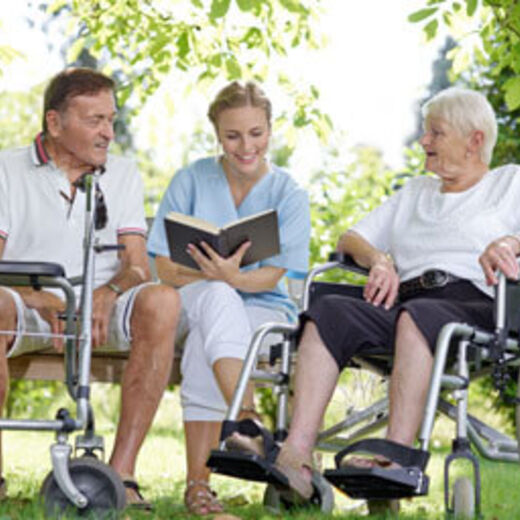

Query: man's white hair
[422,87,497,165]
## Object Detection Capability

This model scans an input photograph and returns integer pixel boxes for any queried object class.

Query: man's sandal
[122,477,153,511]
[184,480,223,516]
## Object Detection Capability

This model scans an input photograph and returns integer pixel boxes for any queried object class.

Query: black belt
[399,270,463,300]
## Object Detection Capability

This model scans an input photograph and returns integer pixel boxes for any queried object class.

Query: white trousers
[177,280,288,421]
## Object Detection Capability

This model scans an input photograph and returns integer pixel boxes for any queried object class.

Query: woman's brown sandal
[184,480,224,516]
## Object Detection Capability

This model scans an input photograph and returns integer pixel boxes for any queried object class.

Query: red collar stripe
[34,132,50,165]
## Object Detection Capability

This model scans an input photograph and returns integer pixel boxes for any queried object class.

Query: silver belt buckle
[420,269,448,289]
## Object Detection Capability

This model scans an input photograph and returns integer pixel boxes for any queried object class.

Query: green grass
[0,384,519,519]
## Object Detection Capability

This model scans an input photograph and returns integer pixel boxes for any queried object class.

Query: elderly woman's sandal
[184,480,223,516]
[275,443,314,501]
[225,421,313,501]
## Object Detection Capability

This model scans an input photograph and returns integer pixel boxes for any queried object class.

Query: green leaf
[66,36,86,63]
[279,0,307,14]
[466,0,478,17]
[47,0,68,14]
[210,0,231,18]
[236,0,257,11]
[424,18,439,40]
[176,31,190,59]
[408,7,438,23]
[225,56,242,79]
[504,76,520,110]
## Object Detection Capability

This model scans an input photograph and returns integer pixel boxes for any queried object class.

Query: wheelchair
[207,252,520,517]
[0,171,126,517]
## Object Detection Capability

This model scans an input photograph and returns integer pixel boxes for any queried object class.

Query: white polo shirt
[0,133,147,291]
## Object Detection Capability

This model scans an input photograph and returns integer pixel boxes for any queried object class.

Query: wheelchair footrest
[207,450,290,487]
[324,437,430,500]
[324,465,429,499]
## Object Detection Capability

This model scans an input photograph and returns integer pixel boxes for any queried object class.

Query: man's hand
[91,286,118,348]
[187,240,251,286]
[364,258,400,310]
[479,236,520,286]
[25,291,66,351]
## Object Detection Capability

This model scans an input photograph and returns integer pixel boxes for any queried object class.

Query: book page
[165,211,220,234]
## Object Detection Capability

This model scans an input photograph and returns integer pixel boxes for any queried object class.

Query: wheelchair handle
[93,244,126,253]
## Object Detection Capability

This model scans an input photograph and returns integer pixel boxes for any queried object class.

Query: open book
[164,209,280,270]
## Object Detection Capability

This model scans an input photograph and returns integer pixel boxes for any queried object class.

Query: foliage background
[1,0,520,440]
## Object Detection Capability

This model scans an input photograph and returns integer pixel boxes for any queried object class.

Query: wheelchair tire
[451,476,475,519]
[262,471,334,513]
[40,457,126,518]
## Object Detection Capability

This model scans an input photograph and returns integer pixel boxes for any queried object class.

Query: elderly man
[0,68,180,507]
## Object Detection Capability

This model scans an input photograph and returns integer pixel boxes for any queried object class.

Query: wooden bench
[8,349,182,385]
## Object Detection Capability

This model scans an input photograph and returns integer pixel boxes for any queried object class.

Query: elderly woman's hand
[187,240,251,284]
[479,235,520,285]
[364,257,400,310]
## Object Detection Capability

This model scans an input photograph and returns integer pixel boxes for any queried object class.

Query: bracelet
[106,282,123,296]
[508,234,520,253]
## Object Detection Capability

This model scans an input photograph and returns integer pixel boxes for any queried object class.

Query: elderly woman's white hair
[422,87,498,165]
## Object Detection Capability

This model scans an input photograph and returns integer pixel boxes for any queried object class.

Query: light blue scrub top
[147,157,311,320]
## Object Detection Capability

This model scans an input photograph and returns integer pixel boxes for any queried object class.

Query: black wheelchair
[208,253,520,517]
[0,172,127,517]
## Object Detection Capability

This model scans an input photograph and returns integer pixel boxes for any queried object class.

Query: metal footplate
[207,450,290,487]
[324,464,428,499]
[324,438,430,500]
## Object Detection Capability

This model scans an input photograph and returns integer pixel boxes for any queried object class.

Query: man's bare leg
[386,311,433,446]
[109,284,180,478]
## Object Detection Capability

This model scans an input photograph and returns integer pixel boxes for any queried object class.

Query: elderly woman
[228,86,520,499]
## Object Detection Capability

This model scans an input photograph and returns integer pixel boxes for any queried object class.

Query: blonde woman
[147,81,310,515]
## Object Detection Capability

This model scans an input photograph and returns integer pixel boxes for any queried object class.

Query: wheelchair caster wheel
[263,483,283,513]
[451,477,475,519]
[367,498,400,515]
[40,457,126,518]
[262,472,334,513]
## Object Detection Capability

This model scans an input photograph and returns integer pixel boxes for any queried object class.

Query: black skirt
[300,281,494,371]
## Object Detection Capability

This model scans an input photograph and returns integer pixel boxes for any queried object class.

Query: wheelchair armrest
[0,261,66,278]
[328,252,369,276]
[301,253,369,310]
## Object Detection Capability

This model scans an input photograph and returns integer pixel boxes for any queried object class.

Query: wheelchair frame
[209,253,520,516]
[0,171,126,514]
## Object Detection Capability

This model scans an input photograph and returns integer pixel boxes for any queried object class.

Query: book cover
[164,209,280,270]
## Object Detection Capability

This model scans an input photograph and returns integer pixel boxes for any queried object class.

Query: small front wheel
[262,471,334,514]
[40,457,126,518]
[452,476,475,519]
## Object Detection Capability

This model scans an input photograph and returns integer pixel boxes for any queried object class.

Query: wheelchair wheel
[40,457,126,518]
[263,472,334,513]
[451,477,475,519]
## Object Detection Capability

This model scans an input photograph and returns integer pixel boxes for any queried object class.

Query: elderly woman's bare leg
[386,311,434,446]
[285,321,340,460]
